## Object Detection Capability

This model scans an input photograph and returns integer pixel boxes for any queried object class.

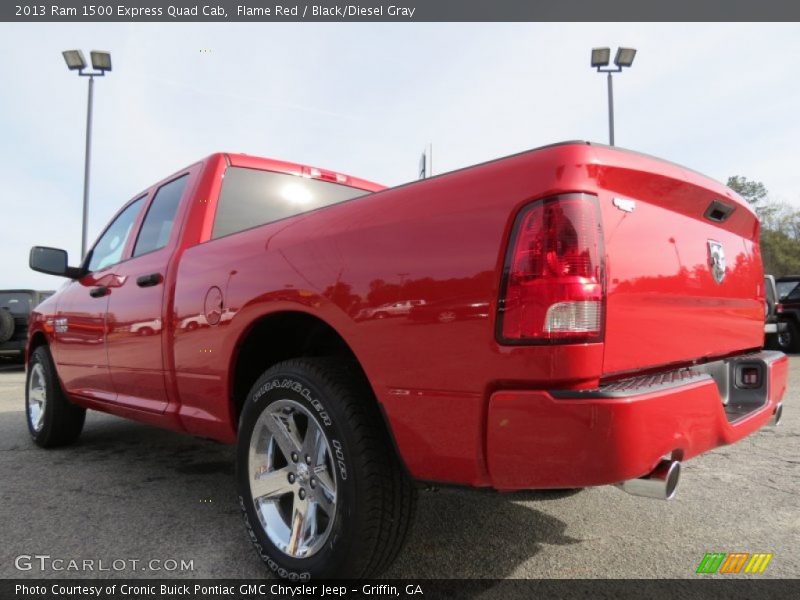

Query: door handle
[136,273,163,288]
[89,286,109,298]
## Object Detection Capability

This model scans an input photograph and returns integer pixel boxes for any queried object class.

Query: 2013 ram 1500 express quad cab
[26,142,787,579]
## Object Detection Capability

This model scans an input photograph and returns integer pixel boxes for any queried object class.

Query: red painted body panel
[588,146,764,376]
[51,274,114,402]
[486,354,788,490]
[28,143,788,490]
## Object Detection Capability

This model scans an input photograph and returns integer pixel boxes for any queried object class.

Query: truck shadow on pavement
[3,413,582,580]
[385,487,582,579]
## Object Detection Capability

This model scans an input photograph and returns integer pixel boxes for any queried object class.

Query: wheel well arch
[229,311,363,426]
[27,331,49,362]
[228,311,411,476]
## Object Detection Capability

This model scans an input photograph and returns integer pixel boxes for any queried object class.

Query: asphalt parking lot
[0,358,797,579]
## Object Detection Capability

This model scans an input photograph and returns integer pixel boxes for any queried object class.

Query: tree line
[727,176,800,277]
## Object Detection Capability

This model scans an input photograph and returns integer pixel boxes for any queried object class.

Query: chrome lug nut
[291,452,298,462]
[305,454,311,464]
[298,488,306,500]
[287,473,296,484]
[310,478,316,489]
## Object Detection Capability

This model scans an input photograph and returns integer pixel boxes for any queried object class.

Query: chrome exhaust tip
[617,459,681,501]
[770,402,783,427]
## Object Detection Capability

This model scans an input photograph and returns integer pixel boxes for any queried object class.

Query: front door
[53,196,146,402]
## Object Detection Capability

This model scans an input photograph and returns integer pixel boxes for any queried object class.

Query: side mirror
[29,246,83,279]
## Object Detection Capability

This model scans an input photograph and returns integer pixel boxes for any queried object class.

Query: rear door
[105,173,193,413]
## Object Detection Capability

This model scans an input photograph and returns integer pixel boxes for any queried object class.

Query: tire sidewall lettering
[331,439,347,481]
[253,378,332,427]
[238,496,311,581]
[241,372,351,576]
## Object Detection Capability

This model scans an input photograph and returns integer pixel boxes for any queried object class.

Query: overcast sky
[1,22,799,289]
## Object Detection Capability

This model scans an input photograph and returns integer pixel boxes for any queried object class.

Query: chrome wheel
[27,363,47,433]
[248,399,337,558]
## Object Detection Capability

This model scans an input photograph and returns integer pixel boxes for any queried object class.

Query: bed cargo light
[498,194,604,343]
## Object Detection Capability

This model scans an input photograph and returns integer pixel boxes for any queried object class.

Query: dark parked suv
[0,290,53,361]
[770,276,800,353]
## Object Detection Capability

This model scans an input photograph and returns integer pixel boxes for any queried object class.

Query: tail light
[497,193,605,343]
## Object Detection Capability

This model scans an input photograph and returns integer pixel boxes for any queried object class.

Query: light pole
[590,47,636,146]
[62,49,112,259]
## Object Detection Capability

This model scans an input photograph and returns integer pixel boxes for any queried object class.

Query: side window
[133,175,188,257]
[0,293,32,315]
[212,167,369,239]
[87,197,145,273]
[777,282,798,300]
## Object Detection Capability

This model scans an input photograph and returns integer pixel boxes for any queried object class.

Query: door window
[133,175,189,257]
[87,197,145,273]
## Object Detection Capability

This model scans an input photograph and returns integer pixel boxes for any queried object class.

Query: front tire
[236,358,416,579]
[26,346,86,447]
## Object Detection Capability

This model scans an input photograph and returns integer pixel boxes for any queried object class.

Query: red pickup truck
[26,142,787,579]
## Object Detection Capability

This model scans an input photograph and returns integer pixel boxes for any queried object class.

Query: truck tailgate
[591,147,764,376]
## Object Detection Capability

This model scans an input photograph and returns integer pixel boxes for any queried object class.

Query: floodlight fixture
[589,46,637,146]
[591,47,610,68]
[90,51,112,72]
[614,47,637,68]
[62,50,87,71]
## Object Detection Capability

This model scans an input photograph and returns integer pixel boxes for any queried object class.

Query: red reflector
[498,194,604,343]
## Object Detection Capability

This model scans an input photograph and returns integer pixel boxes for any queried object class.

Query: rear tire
[26,346,86,447]
[776,321,800,353]
[0,309,14,343]
[236,358,416,579]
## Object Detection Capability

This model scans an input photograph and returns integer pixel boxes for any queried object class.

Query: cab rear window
[212,167,369,239]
